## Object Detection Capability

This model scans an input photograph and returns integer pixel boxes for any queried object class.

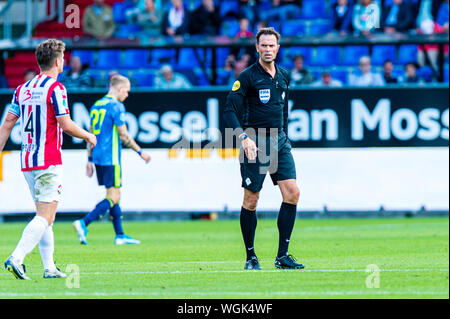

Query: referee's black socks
[277,202,297,258]
[240,207,257,261]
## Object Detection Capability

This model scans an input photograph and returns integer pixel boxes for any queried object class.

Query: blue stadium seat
[174,68,198,86]
[301,0,326,19]
[150,49,176,67]
[281,20,306,36]
[216,48,230,68]
[220,20,240,37]
[219,0,239,17]
[177,48,211,69]
[311,46,341,66]
[417,66,434,82]
[444,64,449,83]
[397,45,418,65]
[371,45,397,65]
[132,72,154,87]
[341,45,370,65]
[71,50,95,66]
[287,46,313,65]
[116,24,142,38]
[113,2,134,24]
[308,21,332,35]
[93,50,122,69]
[121,49,150,69]
[331,69,348,84]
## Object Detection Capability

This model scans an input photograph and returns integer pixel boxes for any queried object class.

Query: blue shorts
[95,164,122,188]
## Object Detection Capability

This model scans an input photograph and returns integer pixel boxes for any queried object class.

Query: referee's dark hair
[256,27,281,44]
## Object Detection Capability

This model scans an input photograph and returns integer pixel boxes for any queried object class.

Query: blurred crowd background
[0,0,448,89]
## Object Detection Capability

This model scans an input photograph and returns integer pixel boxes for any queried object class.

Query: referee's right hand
[242,137,258,160]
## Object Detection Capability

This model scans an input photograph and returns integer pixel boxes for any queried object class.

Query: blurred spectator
[349,56,384,86]
[311,69,343,87]
[24,69,37,82]
[238,0,261,29]
[229,17,255,63]
[260,0,303,22]
[382,60,400,83]
[404,62,425,83]
[381,0,414,33]
[126,0,163,37]
[290,54,315,86]
[436,0,449,32]
[154,64,192,89]
[82,0,115,40]
[189,0,221,35]
[331,0,354,35]
[60,55,93,89]
[219,55,250,85]
[352,0,381,35]
[255,20,269,32]
[237,17,254,37]
[162,0,191,36]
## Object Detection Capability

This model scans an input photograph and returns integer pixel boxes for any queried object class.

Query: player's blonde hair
[109,74,130,88]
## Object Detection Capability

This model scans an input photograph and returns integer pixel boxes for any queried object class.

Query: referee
[223,28,304,270]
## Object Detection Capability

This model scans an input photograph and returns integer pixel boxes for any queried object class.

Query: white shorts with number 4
[23,165,63,203]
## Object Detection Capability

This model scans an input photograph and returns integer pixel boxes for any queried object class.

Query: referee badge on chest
[259,89,270,103]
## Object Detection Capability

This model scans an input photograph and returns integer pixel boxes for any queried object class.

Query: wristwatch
[239,133,248,141]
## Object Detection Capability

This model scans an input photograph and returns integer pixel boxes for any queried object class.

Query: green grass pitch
[0,217,448,299]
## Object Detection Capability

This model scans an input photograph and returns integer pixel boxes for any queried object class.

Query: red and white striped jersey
[8,74,70,171]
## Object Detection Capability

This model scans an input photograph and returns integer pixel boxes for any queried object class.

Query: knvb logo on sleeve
[259,89,270,104]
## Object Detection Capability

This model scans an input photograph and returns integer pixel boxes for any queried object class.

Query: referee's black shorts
[239,131,296,193]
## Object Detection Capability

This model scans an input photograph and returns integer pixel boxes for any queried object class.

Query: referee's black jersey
[223,61,291,134]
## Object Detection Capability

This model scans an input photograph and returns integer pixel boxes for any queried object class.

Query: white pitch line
[0,290,447,298]
[0,268,448,277]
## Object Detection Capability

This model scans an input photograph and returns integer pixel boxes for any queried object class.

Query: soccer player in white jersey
[0,39,97,280]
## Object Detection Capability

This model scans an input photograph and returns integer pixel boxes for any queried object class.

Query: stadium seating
[130,71,155,87]
[216,48,231,68]
[220,20,241,37]
[308,21,333,35]
[444,64,449,83]
[341,46,369,65]
[301,0,327,19]
[219,0,240,18]
[286,46,313,66]
[150,48,177,67]
[121,49,150,69]
[311,46,341,66]
[371,45,397,65]
[417,66,435,82]
[331,69,348,84]
[92,50,122,69]
[397,45,418,65]
[71,50,95,66]
[116,24,142,39]
[177,48,212,69]
[281,20,306,36]
[112,1,135,24]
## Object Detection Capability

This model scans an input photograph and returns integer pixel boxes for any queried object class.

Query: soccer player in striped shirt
[73,75,150,245]
[0,39,97,280]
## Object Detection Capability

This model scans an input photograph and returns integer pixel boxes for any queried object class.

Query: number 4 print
[23,105,35,138]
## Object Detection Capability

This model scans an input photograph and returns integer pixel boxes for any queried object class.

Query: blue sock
[83,198,113,226]
[110,204,124,236]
